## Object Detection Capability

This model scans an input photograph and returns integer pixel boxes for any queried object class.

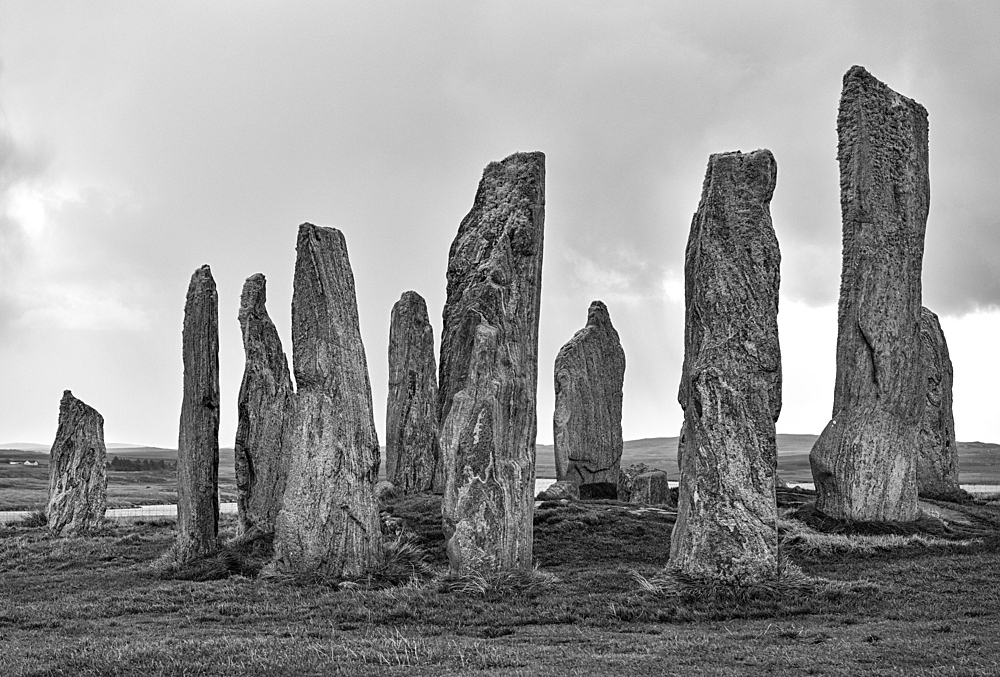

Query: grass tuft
[19,509,47,528]
[439,565,561,598]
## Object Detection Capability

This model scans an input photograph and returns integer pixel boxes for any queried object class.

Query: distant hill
[3,436,998,484]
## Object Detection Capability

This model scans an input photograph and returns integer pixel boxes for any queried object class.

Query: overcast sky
[1,2,998,449]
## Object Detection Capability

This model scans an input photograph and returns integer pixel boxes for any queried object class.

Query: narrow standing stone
[235,273,294,536]
[386,291,442,494]
[809,66,929,522]
[438,151,545,575]
[553,300,625,497]
[175,264,220,562]
[917,307,960,498]
[671,149,782,584]
[47,390,107,534]
[270,224,383,577]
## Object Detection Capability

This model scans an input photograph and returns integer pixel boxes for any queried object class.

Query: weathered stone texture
[536,480,580,502]
[553,300,625,497]
[270,224,383,577]
[917,307,960,498]
[47,390,107,534]
[671,149,782,584]
[438,151,545,575]
[809,66,929,522]
[618,463,653,503]
[235,273,293,537]
[386,291,441,494]
[629,470,672,507]
[175,264,220,562]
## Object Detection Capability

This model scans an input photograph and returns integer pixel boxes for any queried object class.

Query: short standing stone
[438,151,545,575]
[270,224,383,577]
[174,264,220,563]
[617,463,652,503]
[235,273,294,537]
[536,480,580,502]
[917,307,960,498]
[671,149,782,584]
[629,471,673,507]
[47,390,107,534]
[553,301,625,498]
[386,291,442,494]
[809,66,929,522]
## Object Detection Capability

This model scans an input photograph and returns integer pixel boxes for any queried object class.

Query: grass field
[3,490,1000,675]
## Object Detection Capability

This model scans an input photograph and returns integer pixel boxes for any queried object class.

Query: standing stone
[386,291,442,494]
[671,149,782,584]
[47,390,107,534]
[917,307,960,498]
[810,66,929,522]
[270,224,383,577]
[438,151,545,575]
[235,273,294,537]
[553,300,625,499]
[175,264,220,563]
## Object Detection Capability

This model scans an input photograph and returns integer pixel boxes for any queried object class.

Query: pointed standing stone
[553,300,625,498]
[438,151,545,575]
[809,66,929,522]
[270,224,383,577]
[235,273,294,537]
[671,149,782,584]
[917,307,960,498]
[175,264,220,562]
[386,291,441,494]
[47,390,107,534]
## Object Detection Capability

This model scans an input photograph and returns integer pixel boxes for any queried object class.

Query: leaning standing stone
[47,390,107,534]
[438,151,545,575]
[270,224,383,577]
[671,149,782,584]
[809,66,929,522]
[174,264,220,563]
[553,300,625,498]
[917,307,960,498]
[235,273,294,537]
[386,291,441,494]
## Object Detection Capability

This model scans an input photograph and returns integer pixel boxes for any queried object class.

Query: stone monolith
[47,390,107,534]
[671,149,782,584]
[553,300,625,498]
[270,223,383,577]
[235,273,294,537]
[438,151,545,575]
[809,66,929,522]
[386,291,441,494]
[175,264,220,563]
[917,307,960,498]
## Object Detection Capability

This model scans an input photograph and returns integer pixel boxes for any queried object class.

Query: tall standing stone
[175,264,220,562]
[386,291,442,494]
[438,151,545,575]
[809,66,929,522]
[235,273,294,536]
[552,300,625,497]
[47,390,107,534]
[270,224,383,577]
[671,149,781,584]
[917,306,959,498]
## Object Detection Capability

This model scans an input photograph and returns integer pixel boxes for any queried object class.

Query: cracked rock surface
[810,66,929,522]
[438,151,545,575]
[553,300,625,496]
[671,148,781,584]
[270,224,383,577]
[47,390,107,535]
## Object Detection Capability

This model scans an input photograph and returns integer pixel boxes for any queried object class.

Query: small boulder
[536,480,580,501]
[630,470,673,507]
[375,480,399,502]
[617,463,653,502]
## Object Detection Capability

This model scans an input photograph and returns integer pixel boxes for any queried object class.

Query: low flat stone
[536,481,580,501]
